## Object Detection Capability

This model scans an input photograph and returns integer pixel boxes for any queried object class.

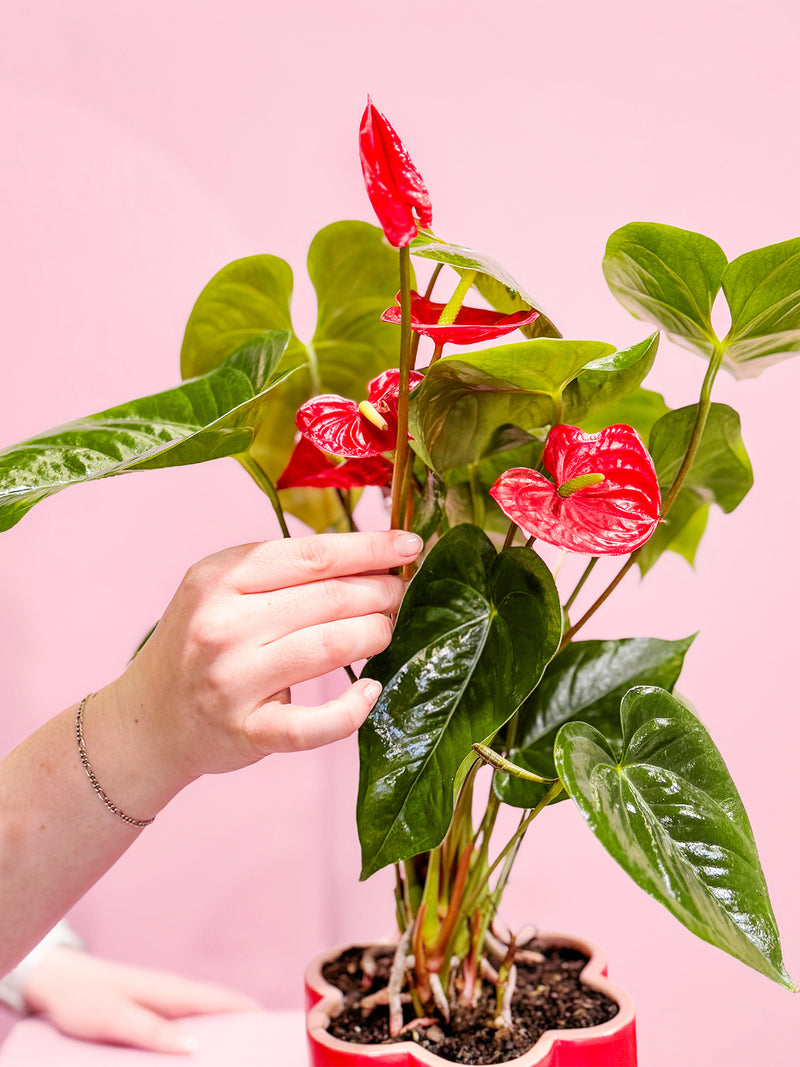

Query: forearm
[0,687,186,976]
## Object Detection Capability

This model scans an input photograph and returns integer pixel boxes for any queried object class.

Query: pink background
[0,1,798,1063]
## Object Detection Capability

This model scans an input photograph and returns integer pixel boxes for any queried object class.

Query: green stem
[335,488,357,532]
[239,454,290,538]
[437,270,477,326]
[428,342,444,366]
[390,246,413,531]
[661,343,725,514]
[410,264,444,366]
[563,556,598,612]
[468,462,485,527]
[485,781,564,883]
[502,522,519,551]
[558,342,726,650]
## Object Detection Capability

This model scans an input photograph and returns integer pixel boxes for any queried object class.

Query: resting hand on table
[22,947,258,1054]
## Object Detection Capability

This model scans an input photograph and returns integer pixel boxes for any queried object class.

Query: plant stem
[468,462,485,526]
[558,342,726,649]
[428,342,445,366]
[563,556,598,612]
[238,454,291,538]
[485,781,564,883]
[502,522,519,551]
[390,246,413,531]
[409,264,444,366]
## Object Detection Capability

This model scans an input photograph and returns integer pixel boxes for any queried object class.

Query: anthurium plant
[0,99,796,1036]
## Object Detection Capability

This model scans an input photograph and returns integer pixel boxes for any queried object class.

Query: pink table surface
[0,1010,306,1066]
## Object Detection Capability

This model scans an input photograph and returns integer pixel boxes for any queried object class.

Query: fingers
[253,612,394,695]
[196,530,422,594]
[132,970,259,1017]
[236,574,406,644]
[69,998,202,1055]
[247,678,384,752]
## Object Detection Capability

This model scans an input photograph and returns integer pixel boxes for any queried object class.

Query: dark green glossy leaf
[638,403,753,574]
[495,636,694,808]
[409,336,654,473]
[0,333,292,531]
[180,222,405,530]
[555,687,794,989]
[357,525,562,879]
[603,223,726,357]
[722,237,800,377]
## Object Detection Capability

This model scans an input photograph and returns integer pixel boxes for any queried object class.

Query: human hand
[95,529,422,802]
[22,947,258,1054]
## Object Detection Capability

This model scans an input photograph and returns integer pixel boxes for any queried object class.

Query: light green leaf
[357,525,562,879]
[555,687,794,989]
[0,333,293,531]
[638,403,753,573]
[603,223,727,357]
[179,222,405,529]
[722,237,800,377]
[409,336,655,473]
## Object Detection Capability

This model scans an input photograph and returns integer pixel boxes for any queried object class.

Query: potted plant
[0,100,795,1064]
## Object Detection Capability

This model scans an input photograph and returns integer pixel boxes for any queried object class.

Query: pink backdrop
[0,2,798,1063]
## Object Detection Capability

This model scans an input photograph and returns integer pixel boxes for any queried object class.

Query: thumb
[250,678,383,753]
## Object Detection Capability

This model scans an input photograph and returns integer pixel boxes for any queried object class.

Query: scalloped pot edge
[305,931,637,1067]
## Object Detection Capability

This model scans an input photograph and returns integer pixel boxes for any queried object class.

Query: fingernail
[363,681,383,705]
[395,532,423,556]
[174,1033,200,1054]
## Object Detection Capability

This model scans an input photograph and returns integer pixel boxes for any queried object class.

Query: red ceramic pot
[305,931,636,1067]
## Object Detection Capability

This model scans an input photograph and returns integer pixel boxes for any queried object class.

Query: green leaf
[638,403,753,573]
[0,333,293,531]
[577,387,669,439]
[495,636,694,808]
[409,337,660,473]
[722,237,800,377]
[357,525,562,879]
[555,687,794,989]
[470,271,561,340]
[603,223,727,357]
[560,333,659,424]
[410,230,559,333]
[179,222,405,530]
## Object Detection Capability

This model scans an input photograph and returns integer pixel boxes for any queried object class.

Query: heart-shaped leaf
[180,222,405,529]
[577,387,669,439]
[605,223,800,379]
[722,237,800,376]
[0,333,293,531]
[357,525,562,879]
[410,230,559,338]
[555,687,794,989]
[638,403,753,573]
[408,335,655,472]
[603,223,727,358]
[495,636,694,808]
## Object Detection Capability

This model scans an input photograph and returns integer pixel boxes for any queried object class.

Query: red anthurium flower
[359,99,433,248]
[277,435,393,490]
[381,290,540,345]
[295,369,425,459]
[490,424,661,555]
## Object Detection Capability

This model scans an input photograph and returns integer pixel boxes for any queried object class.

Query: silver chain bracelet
[76,694,155,828]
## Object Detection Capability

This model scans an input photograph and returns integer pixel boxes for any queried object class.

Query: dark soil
[322,939,619,1065]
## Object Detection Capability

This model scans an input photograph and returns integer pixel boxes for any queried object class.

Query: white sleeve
[0,921,85,1013]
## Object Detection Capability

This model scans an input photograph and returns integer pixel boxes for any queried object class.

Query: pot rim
[306,929,636,1066]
